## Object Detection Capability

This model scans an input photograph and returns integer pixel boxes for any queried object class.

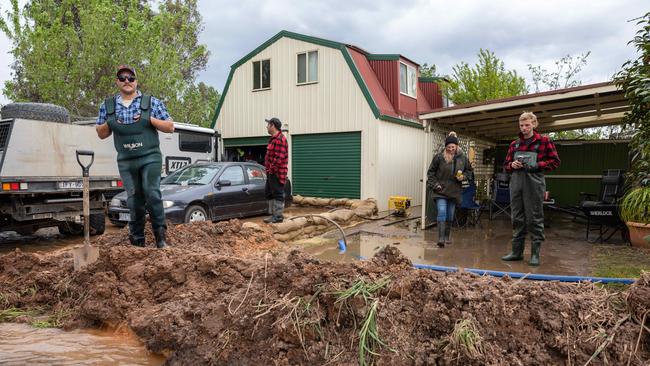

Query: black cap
[265,117,282,130]
[445,135,459,146]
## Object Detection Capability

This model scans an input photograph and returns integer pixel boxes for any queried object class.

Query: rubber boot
[529,242,541,266]
[129,235,145,247]
[271,199,284,223]
[153,227,167,249]
[501,241,524,261]
[444,221,452,245]
[437,221,445,248]
[263,201,274,223]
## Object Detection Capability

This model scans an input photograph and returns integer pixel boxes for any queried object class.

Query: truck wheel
[185,205,207,223]
[1,102,71,123]
[284,179,293,208]
[15,227,35,236]
[59,222,83,236]
[90,213,105,235]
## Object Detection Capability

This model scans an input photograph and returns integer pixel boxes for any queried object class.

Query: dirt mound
[1,221,650,365]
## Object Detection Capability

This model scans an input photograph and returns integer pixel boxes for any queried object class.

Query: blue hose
[338,239,347,253]
[412,263,636,284]
[351,255,635,284]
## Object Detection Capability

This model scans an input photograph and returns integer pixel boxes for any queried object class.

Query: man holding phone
[96,65,175,248]
[501,111,560,266]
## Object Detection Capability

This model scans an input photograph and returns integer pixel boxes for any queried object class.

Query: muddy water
[0,323,164,365]
[303,215,596,276]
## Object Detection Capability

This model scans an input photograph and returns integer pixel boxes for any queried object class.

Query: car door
[211,165,250,219]
[244,164,267,214]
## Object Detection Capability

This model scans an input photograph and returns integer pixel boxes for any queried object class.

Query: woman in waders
[96,65,175,248]
[501,111,560,266]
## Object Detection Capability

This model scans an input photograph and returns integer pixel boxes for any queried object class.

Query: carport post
[421,120,430,230]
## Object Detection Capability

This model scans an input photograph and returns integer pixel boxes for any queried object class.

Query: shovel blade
[72,244,100,271]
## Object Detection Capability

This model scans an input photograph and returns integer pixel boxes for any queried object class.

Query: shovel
[72,150,100,270]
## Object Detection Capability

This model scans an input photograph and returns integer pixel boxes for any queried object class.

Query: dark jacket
[427,150,473,203]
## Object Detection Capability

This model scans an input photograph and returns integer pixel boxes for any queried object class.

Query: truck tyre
[15,226,35,236]
[59,222,83,236]
[284,179,293,208]
[89,213,105,235]
[1,103,71,123]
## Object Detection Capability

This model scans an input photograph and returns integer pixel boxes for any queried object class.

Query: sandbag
[272,219,303,234]
[274,230,302,242]
[330,198,349,207]
[292,195,304,204]
[313,198,332,206]
[329,209,355,223]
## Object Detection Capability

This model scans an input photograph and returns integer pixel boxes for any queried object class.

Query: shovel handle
[76,150,94,177]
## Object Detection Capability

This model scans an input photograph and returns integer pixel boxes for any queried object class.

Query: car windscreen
[161,165,221,185]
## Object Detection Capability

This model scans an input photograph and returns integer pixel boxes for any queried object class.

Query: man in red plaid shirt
[264,117,289,223]
[501,111,560,266]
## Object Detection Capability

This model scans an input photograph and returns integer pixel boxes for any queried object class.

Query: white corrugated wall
[215,37,380,202]
[376,121,425,210]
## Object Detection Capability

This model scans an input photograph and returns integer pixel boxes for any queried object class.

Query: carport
[418,82,630,228]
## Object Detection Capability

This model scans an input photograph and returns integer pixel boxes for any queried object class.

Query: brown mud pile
[1,220,650,365]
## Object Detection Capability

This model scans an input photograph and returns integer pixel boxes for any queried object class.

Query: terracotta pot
[626,221,650,248]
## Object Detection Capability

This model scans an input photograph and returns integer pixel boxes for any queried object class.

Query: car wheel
[185,205,207,223]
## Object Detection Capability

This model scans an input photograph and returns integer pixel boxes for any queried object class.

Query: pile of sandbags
[272,197,378,242]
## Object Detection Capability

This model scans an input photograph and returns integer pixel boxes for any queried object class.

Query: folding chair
[489,173,511,219]
[579,169,628,243]
[455,182,482,227]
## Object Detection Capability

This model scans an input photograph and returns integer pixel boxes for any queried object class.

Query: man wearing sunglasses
[96,65,175,249]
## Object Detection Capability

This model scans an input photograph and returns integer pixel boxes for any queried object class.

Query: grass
[591,245,650,290]
[334,277,391,304]
[449,319,483,358]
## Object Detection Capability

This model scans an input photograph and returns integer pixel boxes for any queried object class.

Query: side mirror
[216,179,231,187]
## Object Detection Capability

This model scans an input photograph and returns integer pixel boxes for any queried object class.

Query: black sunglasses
[117,76,136,82]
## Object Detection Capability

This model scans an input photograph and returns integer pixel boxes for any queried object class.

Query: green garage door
[292,132,361,198]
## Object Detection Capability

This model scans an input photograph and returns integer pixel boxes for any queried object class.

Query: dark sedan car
[108,162,291,226]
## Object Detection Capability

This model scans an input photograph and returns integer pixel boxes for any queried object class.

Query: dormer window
[399,62,417,98]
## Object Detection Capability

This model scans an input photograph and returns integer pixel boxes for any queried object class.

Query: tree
[528,52,591,93]
[0,0,218,126]
[614,11,650,188]
[419,63,439,78]
[443,49,528,104]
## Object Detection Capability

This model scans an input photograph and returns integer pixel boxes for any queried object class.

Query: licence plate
[58,181,83,189]
[119,212,131,221]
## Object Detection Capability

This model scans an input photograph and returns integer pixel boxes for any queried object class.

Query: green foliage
[614,11,650,188]
[528,52,591,93]
[419,63,439,78]
[0,0,218,125]
[620,187,650,224]
[443,49,528,105]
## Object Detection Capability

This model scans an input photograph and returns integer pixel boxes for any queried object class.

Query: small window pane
[253,61,260,90]
[297,53,307,83]
[179,132,212,153]
[261,59,270,89]
[399,63,407,93]
[246,165,266,184]
[220,166,245,186]
[308,51,318,82]
[408,66,417,97]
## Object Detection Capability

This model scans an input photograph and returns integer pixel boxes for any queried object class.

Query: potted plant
[614,11,650,247]
[620,185,650,247]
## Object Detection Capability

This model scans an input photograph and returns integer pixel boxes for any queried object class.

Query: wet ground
[299,207,615,276]
[0,323,164,365]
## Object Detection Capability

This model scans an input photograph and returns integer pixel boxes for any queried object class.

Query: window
[253,59,271,90]
[246,165,266,184]
[219,166,246,186]
[297,51,318,84]
[399,62,417,98]
[179,131,212,153]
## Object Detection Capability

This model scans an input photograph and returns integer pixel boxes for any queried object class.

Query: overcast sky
[0,0,647,105]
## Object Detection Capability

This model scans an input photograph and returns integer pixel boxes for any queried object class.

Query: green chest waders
[105,96,166,245]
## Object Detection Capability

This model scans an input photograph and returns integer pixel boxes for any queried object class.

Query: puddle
[0,323,165,365]
[302,222,594,277]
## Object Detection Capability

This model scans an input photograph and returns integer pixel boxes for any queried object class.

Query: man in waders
[501,111,560,266]
[263,117,288,224]
[96,65,175,248]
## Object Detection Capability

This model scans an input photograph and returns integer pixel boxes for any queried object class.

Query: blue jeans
[436,198,456,222]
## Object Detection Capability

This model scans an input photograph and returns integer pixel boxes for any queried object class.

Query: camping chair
[579,169,627,243]
[455,181,482,228]
[489,173,511,219]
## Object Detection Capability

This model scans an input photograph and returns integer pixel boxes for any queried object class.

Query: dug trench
[1,219,649,365]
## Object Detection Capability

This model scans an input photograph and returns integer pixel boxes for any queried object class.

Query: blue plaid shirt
[96,90,171,125]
